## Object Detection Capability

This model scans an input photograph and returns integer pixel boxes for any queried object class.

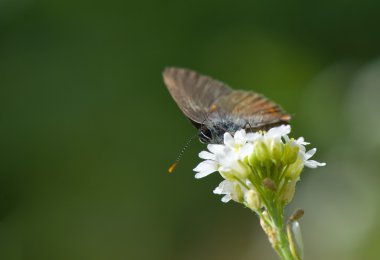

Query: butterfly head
[197,119,237,144]
[198,128,213,144]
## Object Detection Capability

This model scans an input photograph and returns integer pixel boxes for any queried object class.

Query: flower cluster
[193,125,325,211]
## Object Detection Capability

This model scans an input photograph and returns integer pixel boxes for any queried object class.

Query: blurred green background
[1,0,380,259]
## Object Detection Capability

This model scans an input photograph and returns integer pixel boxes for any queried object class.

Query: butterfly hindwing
[214,91,290,130]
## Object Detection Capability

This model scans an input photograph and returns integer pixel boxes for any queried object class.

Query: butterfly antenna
[168,134,197,173]
[168,104,217,174]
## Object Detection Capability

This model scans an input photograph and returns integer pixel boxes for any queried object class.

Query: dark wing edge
[163,67,232,124]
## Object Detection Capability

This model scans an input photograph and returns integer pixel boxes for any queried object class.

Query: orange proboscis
[168,162,178,174]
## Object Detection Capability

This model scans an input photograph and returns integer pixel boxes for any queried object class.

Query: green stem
[273,217,294,260]
[261,202,298,260]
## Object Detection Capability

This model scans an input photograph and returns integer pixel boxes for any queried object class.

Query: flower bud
[235,160,251,179]
[249,140,270,166]
[284,156,304,180]
[218,169,236,181]
[280,179,297,204]
[219,160,251,181]
[282,142,299,165]
[245,189,261,211]
[254,140,270,162]
[269,138,284,161]
[234,183,245,203]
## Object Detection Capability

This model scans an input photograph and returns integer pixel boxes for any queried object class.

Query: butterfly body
[163,67,290,144]
[200,116,243,144]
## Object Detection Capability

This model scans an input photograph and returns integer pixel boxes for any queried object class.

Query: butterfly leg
[243,121,254,132]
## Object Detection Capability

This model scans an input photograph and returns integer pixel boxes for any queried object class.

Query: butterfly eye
[198,128,213,144]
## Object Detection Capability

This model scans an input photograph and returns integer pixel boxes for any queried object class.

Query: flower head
[193,125,325,206]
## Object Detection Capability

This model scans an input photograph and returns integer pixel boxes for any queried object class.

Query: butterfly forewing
[163,67,232,124]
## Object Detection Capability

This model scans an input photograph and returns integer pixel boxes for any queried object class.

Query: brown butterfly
[163,67,291,144]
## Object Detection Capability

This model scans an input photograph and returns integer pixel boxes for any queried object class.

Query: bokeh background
[1,0,380,259]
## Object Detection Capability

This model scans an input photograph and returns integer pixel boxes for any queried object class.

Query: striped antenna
[168,134,197,173]
[168,104,217,174]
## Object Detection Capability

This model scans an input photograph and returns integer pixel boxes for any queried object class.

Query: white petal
[216,147,238,168]
[195,171,215,179]
[240,143,254,159]
[207,144,224,154]
[221,194,232,203]
[305,160,326,168]
[298,144,306,153]
[296,137,310,146]
[214,180,234,193]
[234,129,247,144]
[246,132,262,142]
[213,186,223,194]
[199,151,215,160]
[214,181,226,194]
[304,148,316,160]
[218,166,231,172]
[193,160,216,171]
[224,132,235,147]
[193,160,218,178]
[267,125,291,138]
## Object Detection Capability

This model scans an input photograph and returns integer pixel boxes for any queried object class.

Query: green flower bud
[249,140,270,166]
[234,184,245,203]
[269,138,284,161]
[280,179,297,204]
[284,156,304,179]
[246,189,261,211]
[219,170,236,181]
[220,160,251,180]
[256,140,270,161]
[235,160,251,179]
[282,142,299,165]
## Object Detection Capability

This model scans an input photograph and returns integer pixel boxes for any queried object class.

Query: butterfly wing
[214,90,291,130]
[163,67,232,124]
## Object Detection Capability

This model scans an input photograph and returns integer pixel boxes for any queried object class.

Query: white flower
[303,148,326,168]
[193,131,253,179]
[193,125,326,204]
[267,124,291,139]
[193,160,218,179]
[213,180,247,203]
[283,135,326,169]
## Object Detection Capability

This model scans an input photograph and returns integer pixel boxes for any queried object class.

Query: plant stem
[272,217,295,260]
[260,202,298,260]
